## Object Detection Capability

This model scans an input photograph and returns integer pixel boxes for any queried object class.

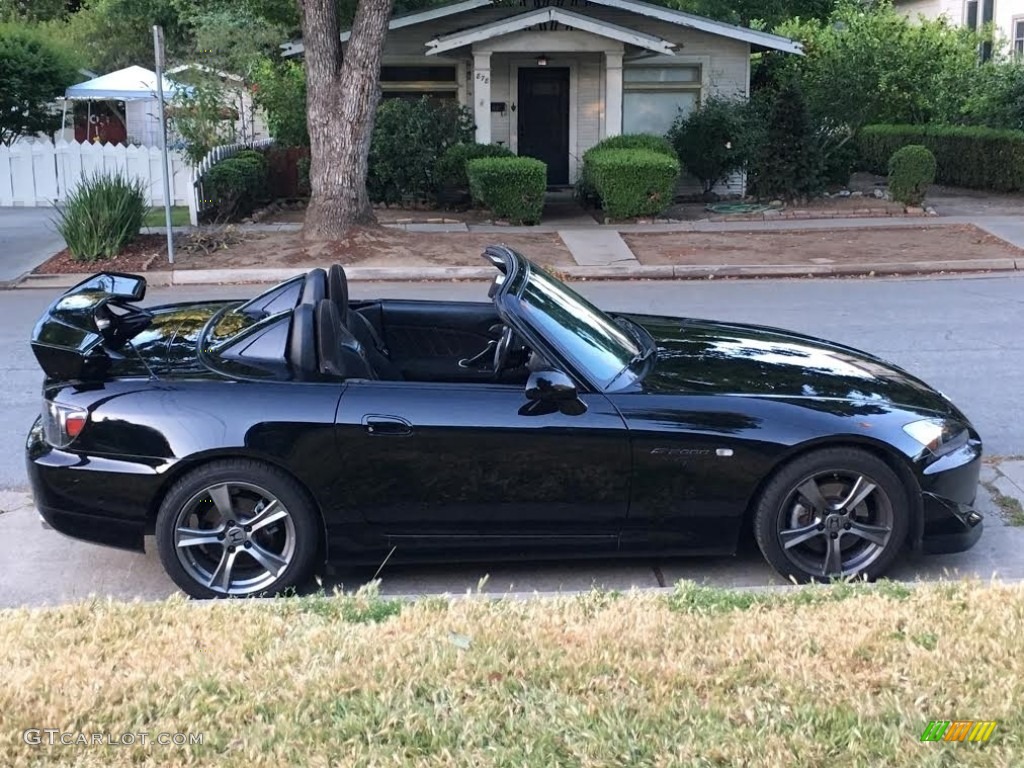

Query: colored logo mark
[921,720,997,743]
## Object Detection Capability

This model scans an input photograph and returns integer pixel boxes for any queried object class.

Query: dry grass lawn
[1,581,1022,767]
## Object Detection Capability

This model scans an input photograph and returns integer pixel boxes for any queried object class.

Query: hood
[625,314,959,417]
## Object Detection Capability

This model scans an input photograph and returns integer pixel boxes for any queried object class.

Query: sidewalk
[12,213,1024,289]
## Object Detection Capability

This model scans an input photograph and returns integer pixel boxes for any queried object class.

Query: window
[1015,18,1024,57]
[379,64,458,96]
[622,65,700,136]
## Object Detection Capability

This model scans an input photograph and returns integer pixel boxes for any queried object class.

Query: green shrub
[584,133,676,158]
[858,124,1024,192]
[467,156,546,225]
[748,79,822,200]
[579,134,676,203]
[201,151,270,221]
[585,148,680,220]
[887,145,936,206]
[667,97,751,195]
[368,97,474,205]
[54,171,147,262]
[435,142,514,194]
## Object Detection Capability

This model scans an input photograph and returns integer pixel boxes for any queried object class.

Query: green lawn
[1,580,1021,767]
[143,206,190,227]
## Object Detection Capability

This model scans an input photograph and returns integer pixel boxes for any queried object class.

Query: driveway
[0,208,65,285]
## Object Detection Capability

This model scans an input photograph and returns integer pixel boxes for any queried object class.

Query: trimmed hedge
[583,133,676,159]
[467,156,546,225]
[888,145,936,206]
[585,148,680,220]
[579,134,677,203]
[202,151,270,220]
[858,124,1024,192]
[435,142,515,192]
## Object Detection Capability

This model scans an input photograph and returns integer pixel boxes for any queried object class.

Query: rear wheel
[753,448,909,583]
[156,459,321,599]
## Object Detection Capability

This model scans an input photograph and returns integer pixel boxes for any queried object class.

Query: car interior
[271,264,535,385]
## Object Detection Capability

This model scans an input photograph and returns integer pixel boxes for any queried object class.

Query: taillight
[41,400,89,448]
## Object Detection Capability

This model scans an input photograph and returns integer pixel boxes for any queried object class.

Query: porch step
[559,229,640,267]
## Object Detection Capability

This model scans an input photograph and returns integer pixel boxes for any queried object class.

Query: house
[166,64,270,144]
[283,0,801,189]
[894,0,1024,59]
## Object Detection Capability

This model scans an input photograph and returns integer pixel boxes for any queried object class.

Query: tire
[156,459,321,599]
[753,447,910,584]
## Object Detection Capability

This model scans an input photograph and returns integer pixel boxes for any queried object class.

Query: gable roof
[281,0,802,57]
[427,7,677,56]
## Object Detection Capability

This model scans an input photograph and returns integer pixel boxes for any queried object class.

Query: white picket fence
[0,141,192,208]
[191,137,274,225]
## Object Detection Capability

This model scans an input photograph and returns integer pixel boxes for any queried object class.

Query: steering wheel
[493,325,514,373]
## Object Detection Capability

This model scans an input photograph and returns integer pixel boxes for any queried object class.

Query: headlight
[903,418,968,456]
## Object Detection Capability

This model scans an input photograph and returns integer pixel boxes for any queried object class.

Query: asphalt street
[0,209,66,285]
[1,273,1022,605]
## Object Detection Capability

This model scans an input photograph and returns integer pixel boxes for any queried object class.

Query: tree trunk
[298,0,395,240]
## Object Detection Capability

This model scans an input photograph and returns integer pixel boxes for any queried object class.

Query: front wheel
[753,448,910,583]
[156,459,321,599]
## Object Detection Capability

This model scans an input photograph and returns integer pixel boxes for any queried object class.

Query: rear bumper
[26,418,163,553]
[36,502,147,552]
[917,439,984,555]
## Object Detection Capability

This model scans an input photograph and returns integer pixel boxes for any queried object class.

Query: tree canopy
[0,21,79,145]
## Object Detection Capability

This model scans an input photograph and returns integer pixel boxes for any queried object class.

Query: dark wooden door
[517,67,570,186]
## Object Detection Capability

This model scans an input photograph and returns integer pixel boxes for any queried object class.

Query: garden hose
[705,202,779,215]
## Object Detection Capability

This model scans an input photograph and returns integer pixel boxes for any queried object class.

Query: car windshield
[515,264,641,389]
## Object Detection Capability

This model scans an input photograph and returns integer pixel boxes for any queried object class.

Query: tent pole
[60,100,68,143]
[86,102,91,142]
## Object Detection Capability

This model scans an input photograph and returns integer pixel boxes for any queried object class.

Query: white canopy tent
[60,65,191,146]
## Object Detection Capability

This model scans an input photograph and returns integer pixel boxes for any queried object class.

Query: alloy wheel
[777,469,895,578]
[172,481,296,596]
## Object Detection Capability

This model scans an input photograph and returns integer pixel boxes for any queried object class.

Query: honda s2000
[27,246,983,598]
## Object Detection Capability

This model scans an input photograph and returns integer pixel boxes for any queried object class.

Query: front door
[332,380,630,555]
[517,67,570,186]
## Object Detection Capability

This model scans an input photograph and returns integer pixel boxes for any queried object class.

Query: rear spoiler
[31,272,151,382]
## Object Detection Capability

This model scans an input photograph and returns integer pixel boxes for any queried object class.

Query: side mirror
[525,369,578,402]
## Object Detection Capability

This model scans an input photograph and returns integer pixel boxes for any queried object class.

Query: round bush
[887,144,937,206]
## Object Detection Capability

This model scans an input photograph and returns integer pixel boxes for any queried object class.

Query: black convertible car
[27,246,983,598]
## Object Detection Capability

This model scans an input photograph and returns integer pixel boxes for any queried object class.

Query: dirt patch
[659,195,905,223]
[34,234,172,274]
[263,203,493,226]
[624,224,1022,267]
[34,228,573,273]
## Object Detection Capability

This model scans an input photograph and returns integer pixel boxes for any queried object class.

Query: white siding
[896,0,1024,53]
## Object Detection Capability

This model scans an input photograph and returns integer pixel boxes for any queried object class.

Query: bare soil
[661,195,906,222]
[624,224,1022,266]
[35,229,574,273]
[264,203,493,226]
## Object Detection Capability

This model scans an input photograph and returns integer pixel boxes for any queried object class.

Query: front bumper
[917,438,984,555]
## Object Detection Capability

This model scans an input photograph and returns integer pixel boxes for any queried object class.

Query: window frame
[1014,17,1024,57]
[620,62,702,136]
[379,64,459,96]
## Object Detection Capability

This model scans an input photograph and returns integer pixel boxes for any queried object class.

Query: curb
[13,259,1020,289]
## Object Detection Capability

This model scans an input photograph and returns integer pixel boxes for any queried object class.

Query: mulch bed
[34,235,171,274]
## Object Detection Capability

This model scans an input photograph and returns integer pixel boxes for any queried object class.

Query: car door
[332,379,630,556]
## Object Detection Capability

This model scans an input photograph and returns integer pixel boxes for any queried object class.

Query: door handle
[363,415,413,436]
